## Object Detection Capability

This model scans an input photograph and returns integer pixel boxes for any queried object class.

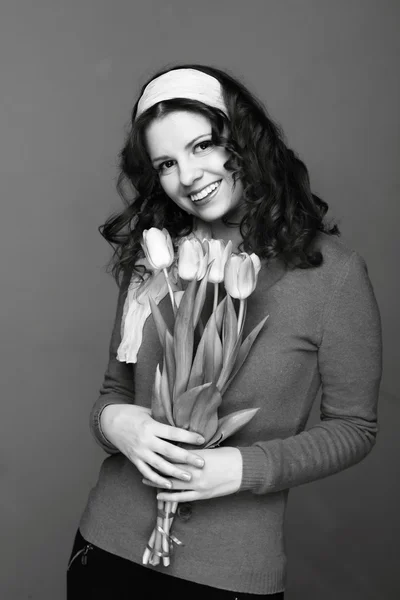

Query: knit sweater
[79,232,382,595]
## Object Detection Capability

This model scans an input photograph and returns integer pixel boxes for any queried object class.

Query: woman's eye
[195,140,213,152]
[158,160,175,173]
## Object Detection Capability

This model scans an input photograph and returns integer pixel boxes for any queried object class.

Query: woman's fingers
[157,490,199,503]
[143,451,194,483]
[155,439,205,469]
[156,422,205,446]
[142,477,192,491]
[134,458,173,489]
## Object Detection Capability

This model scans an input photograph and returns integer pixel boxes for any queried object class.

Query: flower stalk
[213,282,219,313]
[237,299,245,336]
[163,267,176,316]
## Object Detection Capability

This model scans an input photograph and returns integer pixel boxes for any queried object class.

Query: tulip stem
[237,299,245,336]
[163,268,176,316]
[213,283,219,313]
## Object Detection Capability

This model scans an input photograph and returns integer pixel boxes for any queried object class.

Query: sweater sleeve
[238,251,383,494]
[89,269,135,454]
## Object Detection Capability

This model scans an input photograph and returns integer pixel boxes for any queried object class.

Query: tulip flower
[141,227,175,270]
[203,239,233,284]
[141,227,176,313]
[177,237,208,281]
[203,239,233,311]
[224,252,262,335]
[224,252,262,300]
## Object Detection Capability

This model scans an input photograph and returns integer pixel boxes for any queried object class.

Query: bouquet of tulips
[139,227,269,567]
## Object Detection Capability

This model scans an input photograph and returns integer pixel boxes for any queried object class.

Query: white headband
[136,68,228,118]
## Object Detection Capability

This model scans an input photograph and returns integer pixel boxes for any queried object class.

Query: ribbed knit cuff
[91,400,123,454]
[238,446,269,493]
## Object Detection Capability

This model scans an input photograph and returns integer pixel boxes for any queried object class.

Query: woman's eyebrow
[152,134,209,164]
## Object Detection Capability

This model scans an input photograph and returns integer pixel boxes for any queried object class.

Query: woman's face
[145,111,243,222]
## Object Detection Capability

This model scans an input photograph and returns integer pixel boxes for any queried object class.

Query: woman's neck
[194,204,246,253]
[209,219,243,253]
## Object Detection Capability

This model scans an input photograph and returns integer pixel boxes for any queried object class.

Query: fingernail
[197,436,205,444]
[195,458,204,467]
[165,481,172,489]
[181,472,191,481]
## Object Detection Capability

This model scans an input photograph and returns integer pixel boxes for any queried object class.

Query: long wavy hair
[100,63,340,285]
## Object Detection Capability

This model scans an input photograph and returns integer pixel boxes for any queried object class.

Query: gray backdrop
[1,1,399,598]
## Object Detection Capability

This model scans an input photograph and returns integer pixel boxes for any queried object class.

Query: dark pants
[67,529,285,599]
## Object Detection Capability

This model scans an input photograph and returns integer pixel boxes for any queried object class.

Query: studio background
[1,1,399,598]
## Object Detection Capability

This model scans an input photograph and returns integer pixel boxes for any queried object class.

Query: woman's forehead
[145,111,212,155]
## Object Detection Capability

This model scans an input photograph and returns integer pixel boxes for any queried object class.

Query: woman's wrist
[99,404,122,446]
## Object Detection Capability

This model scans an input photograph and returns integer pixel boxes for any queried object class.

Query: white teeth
[190,181,220,202]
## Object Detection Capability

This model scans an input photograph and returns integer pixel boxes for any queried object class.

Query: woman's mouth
[189,180,222,205]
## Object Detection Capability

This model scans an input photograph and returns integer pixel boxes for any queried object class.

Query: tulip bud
[224,252,262,299]
[203,239,233,284]
[141,228,174,271]
[178,237,208,281]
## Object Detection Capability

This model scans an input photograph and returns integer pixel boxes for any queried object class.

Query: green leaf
[188,381,222,443]
[187,330,207,389]
[164,329,175,401]
[223,314,269,393]
[148,295,171,351]
[222,294,238,368]
[160,355,174,426]
[204,313,223,383]
[206,408,260,448]
[173,277,197,399]
[173,382,213,430]
[151,364,168,425]
[192,260,214,329]
[214,295,226,335]
[216,296,244,392]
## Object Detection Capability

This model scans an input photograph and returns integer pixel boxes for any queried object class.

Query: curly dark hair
[100,63,340,284]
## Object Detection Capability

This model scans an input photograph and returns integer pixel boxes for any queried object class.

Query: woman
[67,65,382,598]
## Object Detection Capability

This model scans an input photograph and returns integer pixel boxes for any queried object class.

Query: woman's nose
[178,160,203,187]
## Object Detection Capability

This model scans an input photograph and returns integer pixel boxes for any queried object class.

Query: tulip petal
[163,228,175,264]
[142,227,174,270]
[224,254,241,298]
[178,239,198,280]
[237,255,255,299]
[250,253,262,278]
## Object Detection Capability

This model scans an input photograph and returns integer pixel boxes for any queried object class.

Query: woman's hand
[143,447,243,502]
[100,404,205,488]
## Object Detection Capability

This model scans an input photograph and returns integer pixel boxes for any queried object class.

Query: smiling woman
[145,111,243,225]
[67,65,382,599]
